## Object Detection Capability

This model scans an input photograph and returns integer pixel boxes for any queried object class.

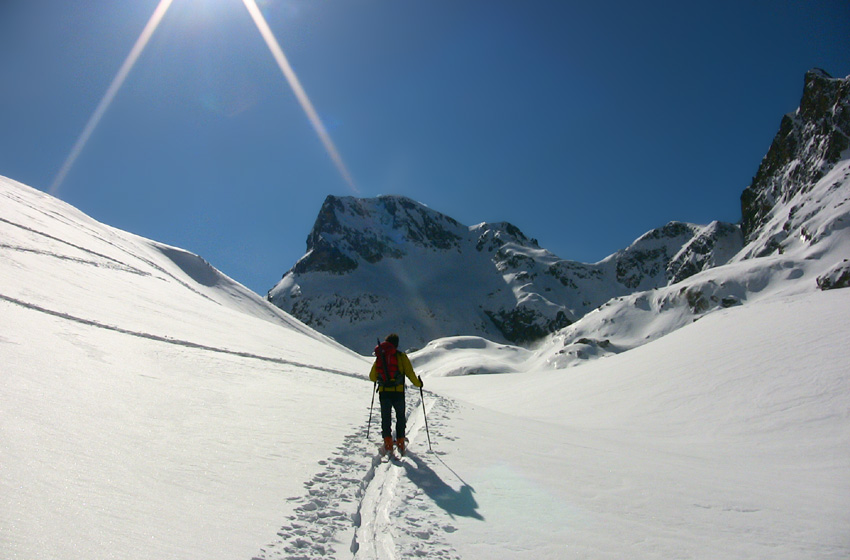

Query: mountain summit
[741,69,850,256]
[269,195,567,352]
[291,195,470,275]
[268,195,740,353]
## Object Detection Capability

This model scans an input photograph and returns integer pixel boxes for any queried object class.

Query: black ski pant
[379,391,406,440]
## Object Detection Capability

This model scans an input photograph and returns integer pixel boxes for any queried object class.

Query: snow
[425,290,850,559]
[1,176,369,559]
[2,174,850,559]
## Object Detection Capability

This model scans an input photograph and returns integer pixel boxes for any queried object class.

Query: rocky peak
[666,221,743,284]
[293,195,465,275]
[741,69,850,246]
[611,221,702,289]
[473,221,537,253]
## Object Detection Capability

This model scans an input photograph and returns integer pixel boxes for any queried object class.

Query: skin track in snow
[253,391,470,560]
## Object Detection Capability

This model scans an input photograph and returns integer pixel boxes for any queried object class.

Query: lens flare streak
[50,0,357,195]
[240,0,358,193]
[49,0,176,195]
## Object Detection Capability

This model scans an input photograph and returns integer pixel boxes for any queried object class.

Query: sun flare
[49,0,175,195]
[50,0,357,195]
[240,0,358,193]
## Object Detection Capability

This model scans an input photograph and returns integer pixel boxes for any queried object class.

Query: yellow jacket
[369,350,422,392]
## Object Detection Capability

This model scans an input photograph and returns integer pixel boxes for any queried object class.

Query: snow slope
[3,174,849,560]
[424,289,850,559]
[496,145,847,371]
[0,176,370,559]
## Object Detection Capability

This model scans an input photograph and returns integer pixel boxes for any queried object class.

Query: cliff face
[741,70,850,253]
[293,196,466,275]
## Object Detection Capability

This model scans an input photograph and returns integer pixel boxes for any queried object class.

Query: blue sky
[1,0,848,294]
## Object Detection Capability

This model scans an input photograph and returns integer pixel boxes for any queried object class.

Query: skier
[370,333,423,456]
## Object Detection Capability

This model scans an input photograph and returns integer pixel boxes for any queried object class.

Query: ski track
[0,293,358,379]
[0,211,221,303]
[253,391,462,560]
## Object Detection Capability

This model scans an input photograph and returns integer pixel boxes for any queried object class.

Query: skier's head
[385,333,399,349]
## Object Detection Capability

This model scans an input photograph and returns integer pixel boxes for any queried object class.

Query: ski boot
[396,438,406,456]
[383,437,394,455]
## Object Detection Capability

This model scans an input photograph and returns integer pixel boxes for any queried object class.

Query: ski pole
[366,381,377,440]
[419,384,432,452]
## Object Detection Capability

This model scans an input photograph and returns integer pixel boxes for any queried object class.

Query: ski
[377,442,408,463]
[377,443,397,462]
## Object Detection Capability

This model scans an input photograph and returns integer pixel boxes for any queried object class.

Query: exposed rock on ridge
[293,195,464,275]
[741,69,850,253]
[540,69,850,369]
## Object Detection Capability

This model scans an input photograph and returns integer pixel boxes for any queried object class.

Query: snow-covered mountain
[529,69,850,369]
[268,196,741,354]
[740,68,850,257]
[269,69,849,357]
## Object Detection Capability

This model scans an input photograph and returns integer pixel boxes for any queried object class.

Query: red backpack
[374,340,402,387]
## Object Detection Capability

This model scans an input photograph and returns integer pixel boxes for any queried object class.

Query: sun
[50,0,357,195]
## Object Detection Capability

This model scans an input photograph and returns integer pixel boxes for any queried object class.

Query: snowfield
[2,174,849,559]
[428,289,850,558]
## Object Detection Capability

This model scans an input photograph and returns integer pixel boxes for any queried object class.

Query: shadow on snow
[403,452,484,521]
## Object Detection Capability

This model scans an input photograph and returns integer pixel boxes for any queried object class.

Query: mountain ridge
[269,195,743,353]
[269,69,850,355]
[740,69,850,254]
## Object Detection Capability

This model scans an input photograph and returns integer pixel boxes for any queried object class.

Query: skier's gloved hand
[418,375,424,388]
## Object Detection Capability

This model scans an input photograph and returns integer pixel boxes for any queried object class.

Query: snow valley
[2,69,850,559]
